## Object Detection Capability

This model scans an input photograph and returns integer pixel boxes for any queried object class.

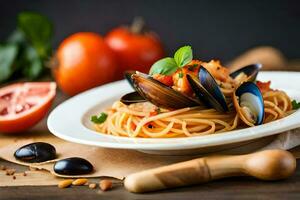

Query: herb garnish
[149,45,193,76]
[91,112,108,124]
[292,100,300,110]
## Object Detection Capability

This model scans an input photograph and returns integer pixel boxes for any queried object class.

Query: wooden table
[1,85,300,200]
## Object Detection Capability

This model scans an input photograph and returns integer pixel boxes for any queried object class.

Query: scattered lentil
[99,180,113,191]
[72,178,88,186]
[58,179,73,188]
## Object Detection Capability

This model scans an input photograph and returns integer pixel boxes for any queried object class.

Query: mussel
[233,82,264,126]
[130,72,201,109]
[230,63,262,84]
[187,67,228,112]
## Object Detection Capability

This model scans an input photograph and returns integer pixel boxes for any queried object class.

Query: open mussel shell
[120,91,146,105]
[131,72,201,109]
[233,82,264,126]
[187,67,228,112]
[230,63,262,83]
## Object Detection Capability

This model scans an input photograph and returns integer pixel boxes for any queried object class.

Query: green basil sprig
[91,112,108,124]
[292,100,300,110]
[149,45,193,76]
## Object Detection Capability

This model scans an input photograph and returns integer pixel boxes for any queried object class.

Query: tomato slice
[0,82,56,133]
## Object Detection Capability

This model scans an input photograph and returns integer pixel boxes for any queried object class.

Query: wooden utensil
[124,150,296,193]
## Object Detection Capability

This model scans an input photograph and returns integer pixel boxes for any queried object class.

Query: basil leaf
[91,112,108,124]
[149,57,178,75]
[0,44,18,83]
[18,12,53,58]
[292,100,300,110]
[174,45,193,67]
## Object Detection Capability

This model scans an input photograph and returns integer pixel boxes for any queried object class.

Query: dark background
[1,0,299,62]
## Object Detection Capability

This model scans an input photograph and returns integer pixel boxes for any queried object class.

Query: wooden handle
[124,150,296,193]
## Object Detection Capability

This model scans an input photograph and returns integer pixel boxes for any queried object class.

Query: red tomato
[53,32,118,96]
[105,26,164,79]
[0,82,56,133]
[152,74,173,86]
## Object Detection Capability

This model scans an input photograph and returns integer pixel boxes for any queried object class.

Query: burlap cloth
[1,46,300,186]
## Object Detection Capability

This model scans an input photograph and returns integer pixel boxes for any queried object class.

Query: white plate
[48,72,300,155]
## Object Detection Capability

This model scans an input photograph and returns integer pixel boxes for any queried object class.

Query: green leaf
[0,44,19,83]
[18,12,53,58]
[292,100,300,110]
[149,57,178,75]
[91,112,108,124]
[174,45,193,67]
[7,29,26,45]
[22,46,43,80]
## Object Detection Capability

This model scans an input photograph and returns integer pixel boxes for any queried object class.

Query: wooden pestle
[124,150,296,193]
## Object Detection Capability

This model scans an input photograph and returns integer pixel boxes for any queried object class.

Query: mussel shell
[131,72,201,109]
[120,91,146,105]
[235,82,264,125]
[230,63,262,82]
[124,71,136,88]
[187,67,228,112]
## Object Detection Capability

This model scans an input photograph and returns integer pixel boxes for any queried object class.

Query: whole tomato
[105,19,165,79]
[53,32,117,96]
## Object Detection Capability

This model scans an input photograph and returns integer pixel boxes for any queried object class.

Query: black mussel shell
[235,82,264,125]
[131,72,202,109]
[54,157,93,175]
[120,91,146,105]
[230,63,262,82]
[187,67,228,112]
[14,142,56,163]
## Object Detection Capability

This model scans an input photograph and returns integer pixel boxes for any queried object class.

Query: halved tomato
[0,82,56,133]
